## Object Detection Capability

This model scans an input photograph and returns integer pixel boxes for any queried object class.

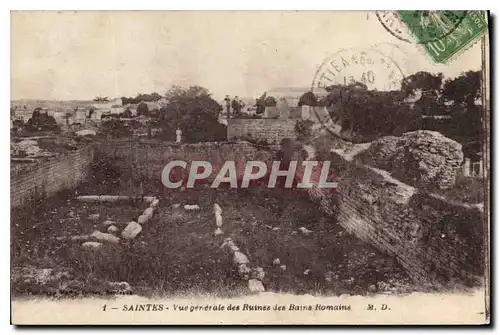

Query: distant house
[52,111,67,125]
[110,105,124,115]
[92,97,122,110]
[259,87,329,119]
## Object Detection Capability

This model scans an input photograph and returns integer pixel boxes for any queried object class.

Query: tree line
[299,70,484,158]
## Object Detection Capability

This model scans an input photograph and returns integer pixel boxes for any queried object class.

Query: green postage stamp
[397,11,488,63]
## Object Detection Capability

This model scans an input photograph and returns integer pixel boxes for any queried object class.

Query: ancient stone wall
[308,147,485,287]
[93,139,275,193]
[11,147,94,209]
[357,130,464,189]
[227,119,297,144]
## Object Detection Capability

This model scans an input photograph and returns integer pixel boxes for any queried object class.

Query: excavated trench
[11,155,416,297]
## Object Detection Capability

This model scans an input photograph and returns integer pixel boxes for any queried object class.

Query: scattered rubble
[75,129,96,137]
[248,279,265,293]
[138,215,149,225]
[221,236,264,293]
[213,203,224,236]
[82,241,103,249]
[107,225,119,234]
[143,207,154,218]
[91,230,120,244]
[121,221,142,240]
[358,130,464,189]
[298,227,313,235]
[102,220,116,227]
[233,251,250,265]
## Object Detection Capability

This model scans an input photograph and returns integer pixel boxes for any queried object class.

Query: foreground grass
[12,185,416,298]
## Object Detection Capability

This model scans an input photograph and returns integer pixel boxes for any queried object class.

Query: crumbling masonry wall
[227,119,297,144]
[309,149,485,287]
[11,147,94,209]
[93,139,275,193]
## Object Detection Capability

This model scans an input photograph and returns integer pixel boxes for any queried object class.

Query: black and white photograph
[9,10,490,325]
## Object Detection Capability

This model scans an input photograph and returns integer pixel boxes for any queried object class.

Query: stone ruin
[357,130,464,190]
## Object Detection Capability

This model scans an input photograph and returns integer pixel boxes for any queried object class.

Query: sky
[11,11,484,101]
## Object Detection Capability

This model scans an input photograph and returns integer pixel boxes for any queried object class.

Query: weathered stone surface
[273,258,280,265]
[76,129,96,137]
[248,279,265,293]
[107,225,119,234]
[137,215,150,225]
[311,139,484,287]
[298,227,313,235]
[280,265,287,271]
[233,251,250,265]
[214,228,224,236]
[91,230,120,244]
[150,199,160,208]
[358,130,463,189]
[82,241,103,249]
[121,221,142,240]
[172,203,181,209]
[102,220,116,227]
[184,204,200,210]
[213,203,222,214]
[215,212,223,228]
[143,207,154,218]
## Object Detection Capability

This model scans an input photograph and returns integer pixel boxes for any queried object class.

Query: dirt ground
[11,184,417,298]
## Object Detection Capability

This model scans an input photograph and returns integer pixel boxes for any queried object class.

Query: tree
[298,92,318,107]
[440,70,483,157]
[264,96,277,107]
[401,71,444,116]
[441,71,481,108]
[319,84,419,141]
[88,107,96,119]
[25,108,60,132]
[158,85,224,142]
[135,92,162,102]
[93,96,109,102]
[137,102,149,116]
[122,107,133,118]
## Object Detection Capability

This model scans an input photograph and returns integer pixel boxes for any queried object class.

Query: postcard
[10,10,490,325]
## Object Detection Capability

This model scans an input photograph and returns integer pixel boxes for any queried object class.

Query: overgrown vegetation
[154,85,226,142]
[317,71,484,158]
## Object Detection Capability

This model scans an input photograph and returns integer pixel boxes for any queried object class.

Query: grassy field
[11,183,417,299]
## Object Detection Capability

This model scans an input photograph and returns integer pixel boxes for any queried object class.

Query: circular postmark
[310,46,406,137]
[377,10,468,44]
[376,11,413,43]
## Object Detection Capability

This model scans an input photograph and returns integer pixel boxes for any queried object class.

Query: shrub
[295,119,314,141]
